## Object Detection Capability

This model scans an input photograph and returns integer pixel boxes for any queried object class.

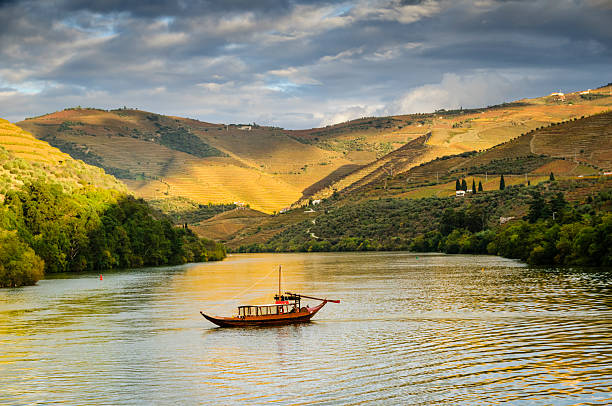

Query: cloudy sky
[0,0,611,129]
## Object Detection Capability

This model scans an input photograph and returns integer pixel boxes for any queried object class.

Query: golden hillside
[18,109,352,213]
[290,86,612,203]
[0,119,125,196]
[352,110,612,201]
[216,109,612,248]
[17,85,612,213]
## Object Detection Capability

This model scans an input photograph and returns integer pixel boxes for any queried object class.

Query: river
[1,252,610,405]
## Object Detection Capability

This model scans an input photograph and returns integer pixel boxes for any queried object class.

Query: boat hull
[201,302,327,328]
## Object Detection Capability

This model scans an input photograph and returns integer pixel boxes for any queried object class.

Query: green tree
[550,172,555,181]
[499,174,505,190]
[455,179,461,191]
[472,179,476,194]
[461,179,467,191]
[0,229,44,288]
[527,191,548,223]
[3,181,225,276]
[550,192,568,221]
[478,181,483,192]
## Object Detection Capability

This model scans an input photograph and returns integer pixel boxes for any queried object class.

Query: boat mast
[278,265,281,297]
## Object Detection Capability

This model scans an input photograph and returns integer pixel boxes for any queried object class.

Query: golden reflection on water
[0,252,611,405]
[175,254,309,311]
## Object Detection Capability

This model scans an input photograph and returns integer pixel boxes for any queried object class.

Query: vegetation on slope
[40,135,138,179]
[3,182,225,274]
[17,108,329,213]
[0,121,225,288]
[352,111,612,199]
[236,178,612,266]
[0,118,126,191]
[155,124,226,158]
[148,196,237,225]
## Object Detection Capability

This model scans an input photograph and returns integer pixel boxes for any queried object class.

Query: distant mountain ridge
[17,84,612,213]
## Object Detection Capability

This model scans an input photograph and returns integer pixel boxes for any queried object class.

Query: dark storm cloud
[0,0,611,128]
[60,0,328,18]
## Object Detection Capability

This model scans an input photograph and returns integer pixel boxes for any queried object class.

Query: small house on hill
[550,92,565,101]
[455,190,465,197]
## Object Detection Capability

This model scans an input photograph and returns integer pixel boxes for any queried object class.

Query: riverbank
[234,183,612,267]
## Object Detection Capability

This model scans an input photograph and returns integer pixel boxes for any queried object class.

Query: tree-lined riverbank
[235,179,612,267]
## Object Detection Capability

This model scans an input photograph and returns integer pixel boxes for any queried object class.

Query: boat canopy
[237,303,298,317]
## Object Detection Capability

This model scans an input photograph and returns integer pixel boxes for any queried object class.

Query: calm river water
[1,252,611,405]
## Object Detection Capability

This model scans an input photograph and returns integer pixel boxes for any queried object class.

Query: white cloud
[145,32,188,48]
[267,67,321,85]
[351,0,442,24]
[318,71,531,126]
[382,72,524,115]
[271,3,355,39]
[364,42,421,61]
[319,47,364,63]
[319,104,382,127]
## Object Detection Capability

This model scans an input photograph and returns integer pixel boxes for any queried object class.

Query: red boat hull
[201,301,327,327]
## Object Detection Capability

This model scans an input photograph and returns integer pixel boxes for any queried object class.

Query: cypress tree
[455,179,461,190]
[549,171,555,181]
[472,179,476,194]
[478,181,483,191]
[461,179,467,191]
[499,174,505,190]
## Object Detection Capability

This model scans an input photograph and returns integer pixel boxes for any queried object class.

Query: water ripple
[1,252,611,405]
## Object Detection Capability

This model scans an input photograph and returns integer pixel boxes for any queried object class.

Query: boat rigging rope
[206,266,279,313]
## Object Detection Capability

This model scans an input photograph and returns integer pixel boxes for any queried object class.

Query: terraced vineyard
[16,85,612,214]
[18,109,350,213]
[216,109,612,248]
[0,119,125,196]
[530,112,612,169]
[350,111,612,201]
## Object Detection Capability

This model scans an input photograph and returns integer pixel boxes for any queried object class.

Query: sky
[0,0,611,129]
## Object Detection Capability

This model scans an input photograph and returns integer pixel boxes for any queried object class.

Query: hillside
[0,119,225,288]
[0,119,126,196]
[235,177,612,269]
[354,110,612,200]
[297,86,612,202]
[17,109,352,213]
[216,111,612,249]
[16,85,612,213]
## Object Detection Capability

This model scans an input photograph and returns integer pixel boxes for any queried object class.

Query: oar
[286,292,340,303]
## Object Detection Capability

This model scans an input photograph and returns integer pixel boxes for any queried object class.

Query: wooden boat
[200,266,339,327]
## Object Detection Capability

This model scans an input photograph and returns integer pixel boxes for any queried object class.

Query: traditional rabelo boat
[200,266,339,327]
